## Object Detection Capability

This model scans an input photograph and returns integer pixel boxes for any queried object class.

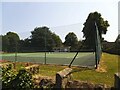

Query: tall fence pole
[94,22,102,69]
[14,41,18,69]
[45,29,47,64]
[95,22,98,69]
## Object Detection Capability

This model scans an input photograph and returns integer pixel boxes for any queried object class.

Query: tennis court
[1,52,95,67]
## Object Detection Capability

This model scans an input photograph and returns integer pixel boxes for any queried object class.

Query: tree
[51,33,62,48]
[115,34,120,55]
[2,65,33,89]
[82,11,110,50]
[2,35,9,52]
[77,40,82,49]
[30,26,62,51]
[115,34,120,43]
[18,39,32,52]
[2,32,20,52]
[64,32,78,51]
[0,35,2,51]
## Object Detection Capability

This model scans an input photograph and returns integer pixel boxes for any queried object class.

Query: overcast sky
[0,0,119,42]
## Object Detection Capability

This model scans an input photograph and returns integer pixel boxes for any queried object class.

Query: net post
[44,29,47,64]
[14,41,18,69]
[94,22,97,69]
[94,21,102,69]
[95,51,98,69]
[45,51,46,64]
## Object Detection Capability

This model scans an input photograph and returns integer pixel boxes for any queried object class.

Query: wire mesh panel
[72,52,95,67]
[1,23,100,68]
[95,22,102,65]
[2,52,95,67]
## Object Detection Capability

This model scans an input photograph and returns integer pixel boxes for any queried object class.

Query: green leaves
[13,69,33,89]
[64,32,78,51]
[2,64,16,89]
[30,26,62,51]
[2,65,33,89]
[82,11,110,50]
[2,32,20,52]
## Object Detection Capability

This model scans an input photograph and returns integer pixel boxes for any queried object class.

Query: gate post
[114,73,120,89]
[56,68,72,88]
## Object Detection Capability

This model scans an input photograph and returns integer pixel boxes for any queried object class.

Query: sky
[118,2,120,34]
[0,0,119,42]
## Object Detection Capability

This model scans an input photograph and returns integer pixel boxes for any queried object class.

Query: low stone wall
[114,73,120,89]
[0,63,13,68]
[55,68,72,88]
[65,80,106,89]
[25,64,39,74]
[32,67,107,89]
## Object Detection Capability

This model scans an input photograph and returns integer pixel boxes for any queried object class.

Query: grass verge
[38,53,118,87]
[1,53,118,87]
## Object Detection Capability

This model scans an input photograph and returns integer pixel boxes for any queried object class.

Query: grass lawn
[37,53,118,87]
[1,52,118,87]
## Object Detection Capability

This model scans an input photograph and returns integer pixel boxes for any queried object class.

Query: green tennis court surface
[1,52,95,67]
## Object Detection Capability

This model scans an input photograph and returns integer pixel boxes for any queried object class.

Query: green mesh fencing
[95,22,102,65]
[1,52,95,67]
[1,23,100,68]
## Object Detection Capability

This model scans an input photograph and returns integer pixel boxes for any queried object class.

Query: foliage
[1,27,63,52]
[2,35,9,52]
[51,33,62,48]
[2,65,33,89]
[82,11,109,50]
[12,69,33,89]
[77,40,83,50]
[2,32,20,52]
[0,35,2,51]
[19,26,63,52]
[64,32,78,51]
[102,35,120,55]
[38,53,118,87]
[19,39,32,52]
[30,26,63,51]
[2,64,16,89]
[30,27,53,51]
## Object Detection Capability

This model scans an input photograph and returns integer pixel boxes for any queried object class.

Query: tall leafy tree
[115,34,120,54]
[82,11,110,50]
[64,32,78,51]
[0,35,2,51]
[2,35,9,52]
[0,35,3,51]
[115,34,120,43]
[31,26,52,51]
[30,26,62,51]
[18,38,32,52]
[51,33,62,48]
[2,32,20,52]
[0,36,1,51]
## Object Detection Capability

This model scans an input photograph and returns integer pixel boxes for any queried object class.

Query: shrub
[2,65,33,89]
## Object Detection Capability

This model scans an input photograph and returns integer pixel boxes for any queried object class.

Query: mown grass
[38,64,67,76]
[37,53,118,87]
[1,53,118,87]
